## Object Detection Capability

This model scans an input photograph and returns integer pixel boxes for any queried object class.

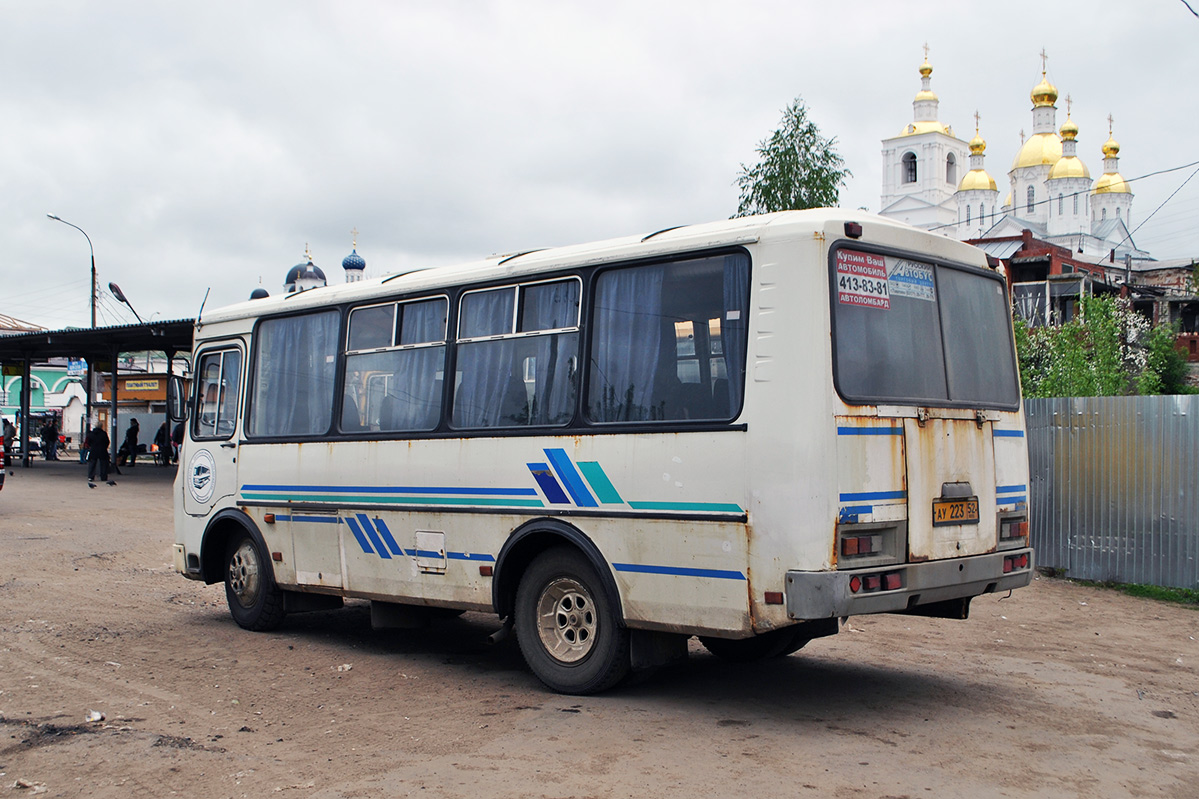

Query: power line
[1112,164,1199,253]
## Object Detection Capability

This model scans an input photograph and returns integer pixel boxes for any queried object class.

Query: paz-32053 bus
[169,209,1033,694]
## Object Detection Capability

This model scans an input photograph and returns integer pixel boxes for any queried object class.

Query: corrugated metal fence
[1025,395,1199,589]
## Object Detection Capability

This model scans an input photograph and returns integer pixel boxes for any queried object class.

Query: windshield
[830,246,1020,409]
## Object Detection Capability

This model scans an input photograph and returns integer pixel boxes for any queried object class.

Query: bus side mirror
[167,375,189,422]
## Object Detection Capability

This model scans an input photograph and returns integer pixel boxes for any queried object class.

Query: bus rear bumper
[784,548,1034,620]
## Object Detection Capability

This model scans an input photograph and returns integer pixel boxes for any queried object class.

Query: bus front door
[183,346,243,517]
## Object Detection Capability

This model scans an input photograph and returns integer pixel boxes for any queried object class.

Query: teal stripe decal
[627,501,744,513]
[577,461,624,504]
[241,493,545,508]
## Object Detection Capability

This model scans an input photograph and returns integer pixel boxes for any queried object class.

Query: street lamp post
[47,214,96,329]
[47,214,98,456]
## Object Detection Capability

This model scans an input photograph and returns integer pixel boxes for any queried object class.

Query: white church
[878,52,1145,263]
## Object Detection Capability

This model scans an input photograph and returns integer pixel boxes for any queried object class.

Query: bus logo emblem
[188,449,216,504]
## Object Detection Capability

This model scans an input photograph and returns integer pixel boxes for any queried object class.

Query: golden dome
[958,169,998,192]
[914,88,939,103]
[1059,117,1079,141]
[1093,172,1130,194]
[1010,131,1062,170]
[898,119,953,137]
[969,133,986,154]
[919,58,932,78]
[1102,134,1120,158]
[1004,191,1012,207]
[1030,73,1058,108]
[1048,155,1090,180]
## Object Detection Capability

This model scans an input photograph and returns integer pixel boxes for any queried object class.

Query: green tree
[1014,294,1192,397]
[733,97,851,217]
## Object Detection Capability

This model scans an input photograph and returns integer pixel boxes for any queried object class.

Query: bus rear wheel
[515,547,629,694]
[699,627,807,662]
[224,531,286,631]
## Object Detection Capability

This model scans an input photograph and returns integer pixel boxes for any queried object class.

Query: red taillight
[1003,557,1013,573]
[883,572,902,591]
[849,576,861,593]
[864,575,882,591]
[479,565,493,577]
[841,535,878,556]
[764,591,784,605]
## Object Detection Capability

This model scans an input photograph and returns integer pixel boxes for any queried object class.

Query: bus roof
[199,209,972,325]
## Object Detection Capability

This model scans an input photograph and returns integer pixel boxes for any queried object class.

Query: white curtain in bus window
[341,298,447,433]
[193,349,241,438]
[588,253,749,423]
[453,280,579,428]
[248,310,339,437]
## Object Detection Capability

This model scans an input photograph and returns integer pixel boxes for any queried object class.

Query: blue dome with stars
[342,248,366,272]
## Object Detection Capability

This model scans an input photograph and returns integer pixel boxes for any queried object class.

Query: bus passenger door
[183,345,243,516]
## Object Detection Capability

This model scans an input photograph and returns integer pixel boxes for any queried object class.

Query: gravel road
[1,460,1196,798]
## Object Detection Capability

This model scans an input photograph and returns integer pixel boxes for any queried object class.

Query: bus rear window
[831,248,1019,409]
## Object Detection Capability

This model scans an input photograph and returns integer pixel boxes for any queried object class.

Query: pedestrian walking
[171,421,183,464]
[123,418,140,467]
[85,423,114,487]
[2,418,14,473]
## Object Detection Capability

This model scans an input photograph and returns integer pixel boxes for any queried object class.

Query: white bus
[170,209,1033,694]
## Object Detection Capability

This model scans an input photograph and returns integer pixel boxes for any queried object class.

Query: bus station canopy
[0,319,194,467]
[0,318,195,365]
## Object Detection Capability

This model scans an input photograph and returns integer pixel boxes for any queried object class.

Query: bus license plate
[932,498,979,526]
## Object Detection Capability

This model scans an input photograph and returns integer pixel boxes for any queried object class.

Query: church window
[980,204,985,223]
[966,205,971,225]
[1101,208,1107,221]
[1058,194,1064,215]
[1026,186,1035,213]
[903,152,917,183]
[1116,207,1122,219]
[1073,194,1079,214]
[946,154,957,185]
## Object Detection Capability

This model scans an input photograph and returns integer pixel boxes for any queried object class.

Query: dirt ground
[0,460,1196,799]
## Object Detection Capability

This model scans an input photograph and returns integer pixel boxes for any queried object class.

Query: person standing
[153,422,169,466]
[171,421,183,464]
[85,423,114,487]
[2,418,14,473]
[43,419,59,461]
[124,418,140,467]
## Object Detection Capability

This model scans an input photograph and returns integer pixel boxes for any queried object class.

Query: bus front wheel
[224,531,286,631]
[514,547,630,694]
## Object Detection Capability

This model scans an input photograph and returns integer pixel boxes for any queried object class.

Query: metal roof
[0,318,194,362]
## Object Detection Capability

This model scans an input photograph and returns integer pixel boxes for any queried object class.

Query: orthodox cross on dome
[1107,114,1114,135]
[304,242,312,262]
[923,42,930,60]
[974,110,981,132]
[1039,48,1049,74]
[351,227,359,248]
[1020,129,1026,145]
[1066,94,1072,116]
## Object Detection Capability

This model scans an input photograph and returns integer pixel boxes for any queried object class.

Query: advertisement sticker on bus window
[836,250,890,310]
[888,258,936,302]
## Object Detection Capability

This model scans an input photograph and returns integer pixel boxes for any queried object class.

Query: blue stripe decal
[240,483,538,496]
[837,426,903,436]
[290,514,341,524]
[344,517,374,555]
[996,484,1027,494]
[612,563,746,581]
[999,495,1028,505]
[362,514,403,557]
[359,517,392,560]
[839,505,873,521]
[993,430,1025,438]
[577,461,624,504]
[527,462,571,504]
[448,552,496,562]
[544,448,598,508]
[839,490,907,502]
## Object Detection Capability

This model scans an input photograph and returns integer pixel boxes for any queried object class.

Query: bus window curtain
[251,311,338,436]
[588,266,665,422]
[721,254,749,418]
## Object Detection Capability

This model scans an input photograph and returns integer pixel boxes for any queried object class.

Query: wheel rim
[227,540,261,609]
[535,577,597,664]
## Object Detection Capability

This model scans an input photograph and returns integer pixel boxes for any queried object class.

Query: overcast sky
[4,0,1197,330]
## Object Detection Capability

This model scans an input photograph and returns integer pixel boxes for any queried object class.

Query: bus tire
[224,531,286,631]
[515,547,630,695]
[699,627,799,662]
